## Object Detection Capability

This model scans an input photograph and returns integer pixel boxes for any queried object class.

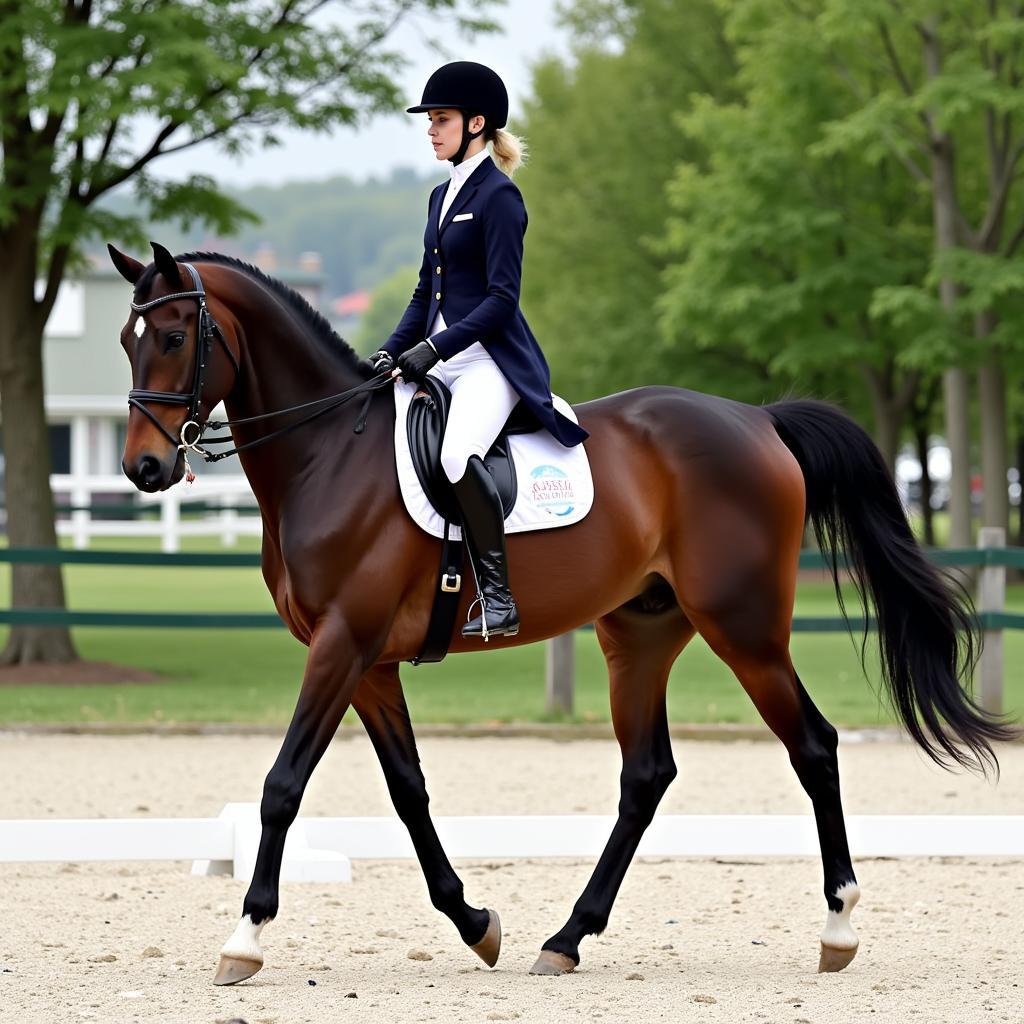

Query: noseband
[127,261,392,476]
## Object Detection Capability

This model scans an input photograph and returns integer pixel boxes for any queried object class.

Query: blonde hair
[488,128,527,176]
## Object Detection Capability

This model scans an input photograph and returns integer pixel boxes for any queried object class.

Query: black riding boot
[452,456,520,640]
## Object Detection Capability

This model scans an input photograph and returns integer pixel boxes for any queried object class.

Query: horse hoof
[818,942,858,973]
[213,954,263,986]
[470,909,502,968]
[529,950,576,976]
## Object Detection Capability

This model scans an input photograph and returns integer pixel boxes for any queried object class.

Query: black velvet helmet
[406,61,509,130]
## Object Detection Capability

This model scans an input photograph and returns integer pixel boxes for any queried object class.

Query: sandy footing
[1,733,1021,1024]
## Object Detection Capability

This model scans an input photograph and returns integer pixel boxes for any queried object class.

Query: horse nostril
[138,454,163,488]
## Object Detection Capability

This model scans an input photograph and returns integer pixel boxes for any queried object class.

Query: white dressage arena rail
[2,804,1023,883]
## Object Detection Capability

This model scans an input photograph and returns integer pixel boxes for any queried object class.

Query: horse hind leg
[687,598,860,973]
[532,589,693,975]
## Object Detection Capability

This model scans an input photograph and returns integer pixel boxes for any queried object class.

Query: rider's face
[427,109,483,161]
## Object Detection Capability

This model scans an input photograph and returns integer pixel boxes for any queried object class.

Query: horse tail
[766,398,1016,775]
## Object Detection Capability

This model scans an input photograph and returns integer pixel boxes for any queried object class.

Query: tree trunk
[860,363,918,473]
[914,422,935,547]
[0,238,78,664]
[923,22,972,549]
[1017,427,1024,547]
[976,313,1008,533]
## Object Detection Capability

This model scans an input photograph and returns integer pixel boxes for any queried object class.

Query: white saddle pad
[393,379,594,539]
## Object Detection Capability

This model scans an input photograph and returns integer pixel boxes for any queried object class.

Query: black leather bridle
[128,262,238,458]
[127,261,393,473]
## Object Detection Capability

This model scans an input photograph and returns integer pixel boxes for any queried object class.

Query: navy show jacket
[383,155,588,448]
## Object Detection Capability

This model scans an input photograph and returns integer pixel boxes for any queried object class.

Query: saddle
[405,375,539,666]
[406,375,538,522]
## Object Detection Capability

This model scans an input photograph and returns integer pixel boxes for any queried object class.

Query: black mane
[136,250,373,380]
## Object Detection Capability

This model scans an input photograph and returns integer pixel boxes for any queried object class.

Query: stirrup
[463,595,519,642]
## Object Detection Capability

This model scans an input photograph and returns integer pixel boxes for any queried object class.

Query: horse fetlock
[819,881,860,972]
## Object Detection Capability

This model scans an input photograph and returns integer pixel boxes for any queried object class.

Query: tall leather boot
[452,455,520,640]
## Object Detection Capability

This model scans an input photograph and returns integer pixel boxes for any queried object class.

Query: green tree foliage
[0,0,493,663]
[517,0,765,403]
[657,7,938,466]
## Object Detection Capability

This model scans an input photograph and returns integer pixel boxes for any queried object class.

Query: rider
[369,60,588,641]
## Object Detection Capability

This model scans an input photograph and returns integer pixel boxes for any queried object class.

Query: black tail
[768,399,1016,774]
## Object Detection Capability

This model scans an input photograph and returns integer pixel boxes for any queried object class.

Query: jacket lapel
[439,157,495,236]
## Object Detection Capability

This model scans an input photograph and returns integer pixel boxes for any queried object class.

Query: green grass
[0,534,1021,727]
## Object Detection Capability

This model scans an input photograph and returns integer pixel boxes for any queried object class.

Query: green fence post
[977,526,1005,715]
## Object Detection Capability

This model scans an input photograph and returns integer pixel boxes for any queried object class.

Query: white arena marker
[1,812,1022,885]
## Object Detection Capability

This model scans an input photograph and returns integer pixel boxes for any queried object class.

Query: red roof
[332,290,371,316]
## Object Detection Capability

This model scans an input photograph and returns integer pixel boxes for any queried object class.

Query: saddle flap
[406,376,517,524]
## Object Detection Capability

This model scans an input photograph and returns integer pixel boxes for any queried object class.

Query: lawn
[0,534,1019,728]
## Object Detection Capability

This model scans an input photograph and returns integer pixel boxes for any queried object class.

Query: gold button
[435,291,441,300]
[436,266,441,274]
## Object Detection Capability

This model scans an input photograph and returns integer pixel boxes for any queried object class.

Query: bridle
[129,262,238,473]
[127,261,393,478]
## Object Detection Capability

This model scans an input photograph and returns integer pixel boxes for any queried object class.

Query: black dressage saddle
[406,375,539,521]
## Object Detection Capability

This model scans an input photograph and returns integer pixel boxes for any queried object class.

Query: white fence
[49,473,259,552]
[3,804,1022,884]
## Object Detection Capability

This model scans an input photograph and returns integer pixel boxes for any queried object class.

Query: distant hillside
[99,167,442,298]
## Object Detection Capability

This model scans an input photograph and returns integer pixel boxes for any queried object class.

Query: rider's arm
[427,183,526,362]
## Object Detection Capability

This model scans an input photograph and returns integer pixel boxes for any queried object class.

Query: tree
[516,0,772,403]
[657,10,935,470]
[0,0,493,664]
[731,0,1024,543]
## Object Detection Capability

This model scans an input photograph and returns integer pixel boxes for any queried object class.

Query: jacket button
[436,266,441,274]
[433,248,438,254]
[435,291,441,300]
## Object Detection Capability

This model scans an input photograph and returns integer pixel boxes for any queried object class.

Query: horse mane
[137,250,373,379]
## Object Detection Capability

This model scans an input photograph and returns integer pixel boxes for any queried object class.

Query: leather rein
[128,262,393,476]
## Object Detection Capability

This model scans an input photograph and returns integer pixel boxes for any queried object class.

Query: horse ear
[107,243,145,284]
[150,241,183,289]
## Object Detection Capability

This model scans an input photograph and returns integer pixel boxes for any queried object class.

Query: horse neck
[215,271,369,513]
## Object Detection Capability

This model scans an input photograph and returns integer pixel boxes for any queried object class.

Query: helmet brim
[406,103,468,113]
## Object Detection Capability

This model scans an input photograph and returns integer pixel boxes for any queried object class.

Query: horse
[108,240,1012,985]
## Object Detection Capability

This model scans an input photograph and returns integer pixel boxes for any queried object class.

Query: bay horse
[108,241,1011,985]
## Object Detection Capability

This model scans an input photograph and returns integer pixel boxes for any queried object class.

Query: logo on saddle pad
[529,464,576,517]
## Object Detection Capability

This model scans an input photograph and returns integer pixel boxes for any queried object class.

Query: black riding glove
[368,349,394,374]
[396,341,440,384]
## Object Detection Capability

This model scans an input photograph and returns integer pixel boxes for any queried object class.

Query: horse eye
[168,332,186,350]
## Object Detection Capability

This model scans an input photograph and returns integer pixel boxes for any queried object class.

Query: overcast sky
[148,0,570,188]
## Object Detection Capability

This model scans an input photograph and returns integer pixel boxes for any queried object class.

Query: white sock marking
[219,914,266,964]
[820,881,860,951]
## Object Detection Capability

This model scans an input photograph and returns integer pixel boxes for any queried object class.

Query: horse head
[108,241,241,492]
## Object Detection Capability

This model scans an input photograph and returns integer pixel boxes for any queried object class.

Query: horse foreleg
[532,604,693,975]
[214,616,369,985]
[352,664,499,966]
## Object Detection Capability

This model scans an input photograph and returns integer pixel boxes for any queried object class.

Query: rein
[129,262,393,476]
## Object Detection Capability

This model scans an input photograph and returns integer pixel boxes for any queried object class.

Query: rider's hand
[395,341,440,384]
[368,349,394,374]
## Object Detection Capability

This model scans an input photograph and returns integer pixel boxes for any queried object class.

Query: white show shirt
[428,146,493,347]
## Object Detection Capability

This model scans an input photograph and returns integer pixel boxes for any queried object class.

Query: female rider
[369,61,588,641]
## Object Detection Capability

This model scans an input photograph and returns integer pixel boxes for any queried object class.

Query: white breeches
[426,342,520,483]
